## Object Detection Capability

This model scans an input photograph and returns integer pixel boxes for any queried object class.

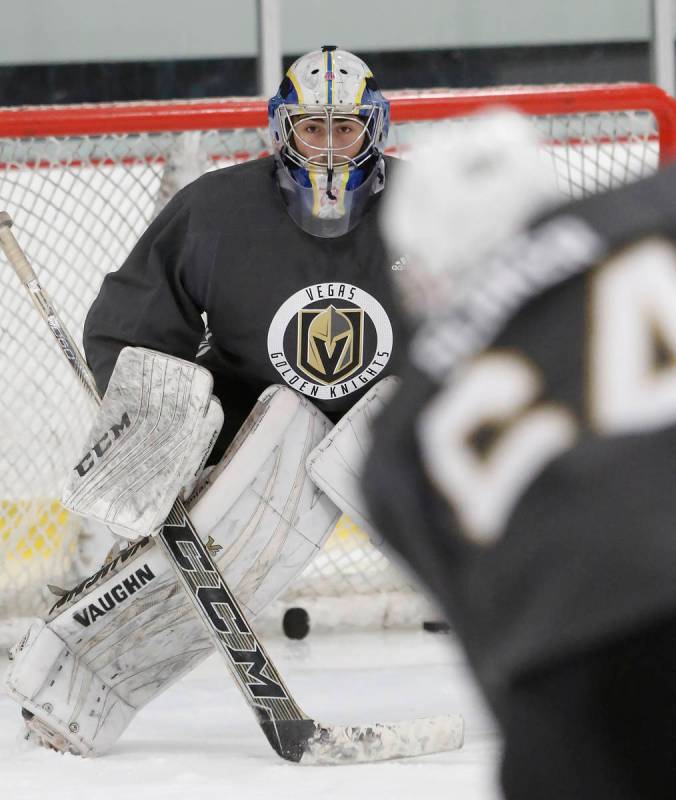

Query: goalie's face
[290,114,367,169]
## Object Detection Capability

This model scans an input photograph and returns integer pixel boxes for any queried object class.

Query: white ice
[1,629,501,800]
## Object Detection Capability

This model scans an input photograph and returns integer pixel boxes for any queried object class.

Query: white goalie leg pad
[5,621,135,756]
[5,385,339,755]
[306,376,399,539]
[62,346,223,539]
[186,386,341,615]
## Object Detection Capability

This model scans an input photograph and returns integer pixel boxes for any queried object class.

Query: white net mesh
[0,87,670,630]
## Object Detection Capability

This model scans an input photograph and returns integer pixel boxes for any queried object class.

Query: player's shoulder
[172,156,278,229]
[541,163,676,250]
[181,156,276,205]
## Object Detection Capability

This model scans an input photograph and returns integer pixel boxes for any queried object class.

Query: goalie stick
[0,211,464,764]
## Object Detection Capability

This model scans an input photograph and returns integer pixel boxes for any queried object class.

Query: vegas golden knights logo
[297,305,364,384]
[268,283,393,399]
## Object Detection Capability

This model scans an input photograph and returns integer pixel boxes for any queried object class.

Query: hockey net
[1,83,675,637]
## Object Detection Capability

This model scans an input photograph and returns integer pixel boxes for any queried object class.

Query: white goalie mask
[268,46,390,238]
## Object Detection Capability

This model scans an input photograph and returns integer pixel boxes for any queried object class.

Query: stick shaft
[0,215,101,403]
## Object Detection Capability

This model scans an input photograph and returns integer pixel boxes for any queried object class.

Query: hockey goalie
[363,111,676,798]
[2,46,467,763]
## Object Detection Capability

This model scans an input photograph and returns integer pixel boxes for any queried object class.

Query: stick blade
[272,714,464,765]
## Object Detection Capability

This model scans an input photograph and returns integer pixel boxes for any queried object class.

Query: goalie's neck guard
[274,155,386,239]
[268,46,390,238]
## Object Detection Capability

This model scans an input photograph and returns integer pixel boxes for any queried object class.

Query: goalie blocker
[5,363,400,756]
[61,346,224,539]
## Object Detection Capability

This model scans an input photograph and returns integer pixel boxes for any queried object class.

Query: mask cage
[275,104,385,174]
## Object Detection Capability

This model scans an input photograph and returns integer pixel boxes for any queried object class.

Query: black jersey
[84,156,408,452]
[364,164,676,698]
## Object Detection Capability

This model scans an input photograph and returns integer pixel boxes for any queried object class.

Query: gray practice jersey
[84,155,409,455]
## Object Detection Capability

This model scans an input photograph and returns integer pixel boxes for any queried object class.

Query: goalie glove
[62,347,223,539]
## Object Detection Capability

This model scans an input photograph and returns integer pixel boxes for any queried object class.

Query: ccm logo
[75,411,131,476]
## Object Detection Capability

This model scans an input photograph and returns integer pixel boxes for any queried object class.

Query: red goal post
[0,82,675,636]
[0,82,674,152]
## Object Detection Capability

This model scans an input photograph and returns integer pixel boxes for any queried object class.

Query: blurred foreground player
[364,112,676,800]
[5,47,407,756]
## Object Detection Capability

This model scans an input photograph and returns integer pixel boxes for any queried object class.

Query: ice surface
[1,629,501,800]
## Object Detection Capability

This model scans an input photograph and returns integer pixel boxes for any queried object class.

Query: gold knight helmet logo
[297,304,364,384]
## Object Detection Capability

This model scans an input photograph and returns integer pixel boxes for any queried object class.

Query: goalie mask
[268,46,390,238]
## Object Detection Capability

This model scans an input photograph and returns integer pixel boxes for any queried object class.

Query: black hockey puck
[423,620,450,633]
[283,607,310,640]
